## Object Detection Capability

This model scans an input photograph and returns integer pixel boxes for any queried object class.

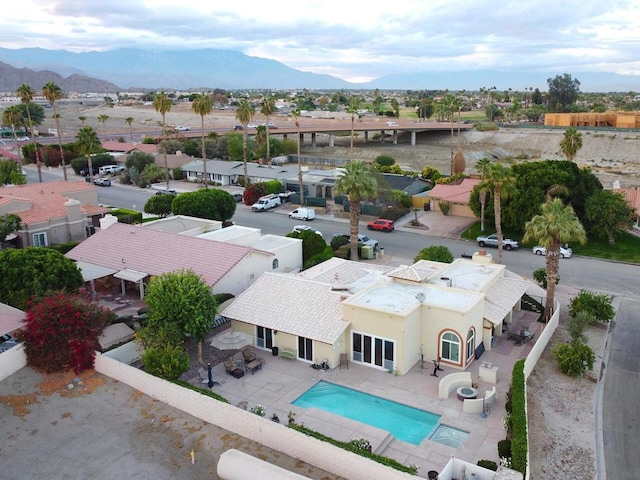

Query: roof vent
[416,292,426,302]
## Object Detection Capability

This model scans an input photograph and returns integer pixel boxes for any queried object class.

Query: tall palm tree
[124,117,134,142]
[97,114,110,136]
[191,93,213,188]
[559,127,583,161]
[345,97,360,155]
[16,83,43,182]
[477,163,516,264]
[289,108,304,205]
[42,81,68,180]
[153,91,172,190]
[75,127,101,184]
[260,97,276,165]
[235,99,255,185]
[476,158,492,232]
[334,161,378,261]
[523,198,586,320]
[2,106,23,168]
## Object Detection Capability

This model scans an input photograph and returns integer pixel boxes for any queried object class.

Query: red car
[367,219,394,232]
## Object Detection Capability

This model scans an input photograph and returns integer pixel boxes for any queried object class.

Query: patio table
[245,358,265,375]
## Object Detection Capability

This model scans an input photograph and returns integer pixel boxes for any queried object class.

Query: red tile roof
[0,180,108,225]
[66,222,252,286]
[102,142,158,155]
[428,178,481,204]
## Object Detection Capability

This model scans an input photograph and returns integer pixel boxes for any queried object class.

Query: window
[272,259,279,269]
[466,329,475,361]
[256,326,274,350]
[32,232,47,247]
[440,331,460,362]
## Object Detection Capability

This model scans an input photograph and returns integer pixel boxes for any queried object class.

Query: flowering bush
[348,437,372,452]
[249,404,265,417]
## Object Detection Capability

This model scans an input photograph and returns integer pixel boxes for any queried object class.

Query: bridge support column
[411,131,416,146]
[379,130,385,143]
[299,132,304,146]
[364,131,369,142]
[329,134,334,147]
[393,130,398,145]
[311,132,316,147]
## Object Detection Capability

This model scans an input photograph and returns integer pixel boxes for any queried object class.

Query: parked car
[233,125,244,131]
[292,225,322,237]
[367,219,394,232]
[155,189,178,196]
[174,125,190,131]
[16,136,30,141]
[476,233,519,250]
[80,168,99,177]
[251,194,281,211]
[334,233,379,250]
[247,123,258,128]
[289,207,316,221]
[532,245,573,258]
[262,122,277,128]
[232,192,244,202]
[93,177,111,186]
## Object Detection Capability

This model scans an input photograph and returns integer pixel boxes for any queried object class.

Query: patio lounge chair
[224,358,245,379]
[242,348,257,363]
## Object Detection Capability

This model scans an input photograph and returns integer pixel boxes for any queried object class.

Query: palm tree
[290,108,304,204]
[124,117,134,142]
[560,127,583,161]
[260,97,276,165]
[16,83,42,182]
[235,99,255,185]
[334,161,378,260]
[476,158,492,232]
[477,163,516,264]
[191,93,213,188]
[153,91,172,190]
[523,198,586,320]
[75,127,101,184]
[42,81,68,180]
[78,116,87,126]
[2,106,23,168]
[345,97,360,155]
[97,114,110,136]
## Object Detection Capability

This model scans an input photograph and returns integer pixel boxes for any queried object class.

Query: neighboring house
[420,178,481,217]
[0,302,25,338]
[612,181,640,227]
[0,180,109,247]
[101,141,159,156]
[223,253,540,374]
[66,220,302,299]
[181,159,299,186]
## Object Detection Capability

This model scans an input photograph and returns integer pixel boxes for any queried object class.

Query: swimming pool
[292,381,440,445]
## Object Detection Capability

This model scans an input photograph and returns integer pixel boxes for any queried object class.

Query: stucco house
[0,180,109,248]
[421,178,481,217]
[181,159,298,186]
[222,253,540,375]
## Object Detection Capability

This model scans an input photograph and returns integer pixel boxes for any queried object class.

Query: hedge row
[510,359,528,474]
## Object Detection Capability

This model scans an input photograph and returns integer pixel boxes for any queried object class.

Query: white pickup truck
[476,233,519,251]
[251,194,282,211]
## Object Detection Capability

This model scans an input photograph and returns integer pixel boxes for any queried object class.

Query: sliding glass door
[352,331,394,370]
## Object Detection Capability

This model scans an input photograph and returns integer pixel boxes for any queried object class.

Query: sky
[1,0,640,84]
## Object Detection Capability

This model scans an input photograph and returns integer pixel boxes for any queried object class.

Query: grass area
[460,222,640,264]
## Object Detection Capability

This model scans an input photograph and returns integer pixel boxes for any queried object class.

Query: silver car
[532,245,572,258]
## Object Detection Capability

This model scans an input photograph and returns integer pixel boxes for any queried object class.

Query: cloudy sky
[1,0,639,83]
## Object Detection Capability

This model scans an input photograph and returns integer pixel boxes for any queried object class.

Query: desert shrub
[477,460,498,471]
[141,344,190,380]
[421,165,442,181]
[330,235,349,250]
[567,311,594,343]
[374,155,395,167]
[569,290,615,323]
[475,122,500,131]
[553,342,595,377]
[533,267,560,289]
[110,208,143,224]
[142,137,157,144]
[438,200,452,215]
[414,245,454,263]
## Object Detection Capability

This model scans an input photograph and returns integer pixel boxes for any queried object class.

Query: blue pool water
[292,381,441,445]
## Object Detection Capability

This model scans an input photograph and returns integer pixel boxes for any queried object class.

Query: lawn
[460,222,640,264]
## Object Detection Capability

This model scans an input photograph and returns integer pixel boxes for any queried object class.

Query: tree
[19,292,113,373]
[42,81,68,180]
[286,229,328,266]
[144,194,174,218]
[260,96,276,165]
[0,160,25,186]
[334,161,378,260]
[75,127,101,183]
[547,73,580,112]
[97,114,110,135]
[16,83,43,182]
[569,290,615,324]
[476,158,492,232]
[191,93,213,187]
[141,344,190,380]
[153,91,172,190]
[124,117,134,141]
[552,342,595,377]
[172,188,237,222]
[144,270,218,365]
[235,99,255,185]
[78,116,86,125]
[414,245,454,263]
[485,103,500,122]
[585,189,634,244]
[345,97,360,155]
[559,127,583,161]
[0,213,21,246]
[0,247,84,310]
[523,198,586,320]
[2,105,23,167]
[289,108,304,205]
[477,163,516,264]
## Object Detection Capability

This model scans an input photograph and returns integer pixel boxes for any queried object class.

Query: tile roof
[483,277,530,325]
[299,257,393,288]
[222,273,350,344]
[387,264,439,282]
[65,222,252,286]
[0,180,108,224]
[427,178,481,204]
[101,142,159,155]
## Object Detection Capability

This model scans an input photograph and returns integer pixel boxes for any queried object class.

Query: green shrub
[110,208,143,224]
[374,155,395,167]
[567,311,594,343]
[475,122,500,131]
[48,241,80,254]
[552,342,595,377]
[477,460,498,471]
[569,290,615,323]
[510,359,527,474]
[213,293,234,304]
[498,439,512,459]
[330,235,349,250]
[173,379,229,403]
[533,268,560,289]
[414,245,453,263]
[305,246,334,270]
[379,206,410,221]
[172,167,186,180]
[438,200,452,215]
[141,344,190,380]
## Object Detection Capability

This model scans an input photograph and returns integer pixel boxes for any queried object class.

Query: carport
[114,268,148,300]
[75,261,118,298]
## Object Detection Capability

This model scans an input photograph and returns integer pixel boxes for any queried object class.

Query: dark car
[233,125,244,131]
[80,168,99,177]
[156,189,178,196]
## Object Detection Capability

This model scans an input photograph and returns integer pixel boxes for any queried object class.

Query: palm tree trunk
[54,112,67,181]
[201,115,208,189]
[349,199,360,260]
[350,114,355,155]
[242,130,249,185]
[197,340,203,366]
[544,242,561,321]
[494,185,504,264]
[297,122,303,205]
[479,190,486,232]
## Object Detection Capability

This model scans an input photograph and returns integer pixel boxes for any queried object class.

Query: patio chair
[242,347,257,363]
[339,353,349,370]
[224,358,245,379]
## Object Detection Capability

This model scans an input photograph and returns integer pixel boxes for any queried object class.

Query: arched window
[466,329,475,361]
[272,259,279,270]
[440,331,460,362]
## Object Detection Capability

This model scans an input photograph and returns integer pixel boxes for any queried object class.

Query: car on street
[532,245,573,258]
[80,168,99,177]
[262,122,277,128]
[232,192,244,202]
[155,189,178,196]
[233,125,243,131]
[289,207,316,221]
[292,225,322,237]
[367,219,394,232]
[174,125,190,131]
[16,136,30,141]
[334,233,379,250]
[93,177,111,187]
[247,123,258,128]
[476,233,519,250]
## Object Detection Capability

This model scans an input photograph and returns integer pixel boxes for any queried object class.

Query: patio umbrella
[207,363,214,389]
[210,330,253,351]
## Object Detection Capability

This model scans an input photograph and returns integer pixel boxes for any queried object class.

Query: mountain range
[0,47,638,93]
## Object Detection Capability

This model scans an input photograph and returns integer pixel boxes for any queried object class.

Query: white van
[98,165,125,175]
[288,207,316,221]
[251,194,282,211]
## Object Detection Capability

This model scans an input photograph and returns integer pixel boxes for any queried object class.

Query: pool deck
[205,311,542,474]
